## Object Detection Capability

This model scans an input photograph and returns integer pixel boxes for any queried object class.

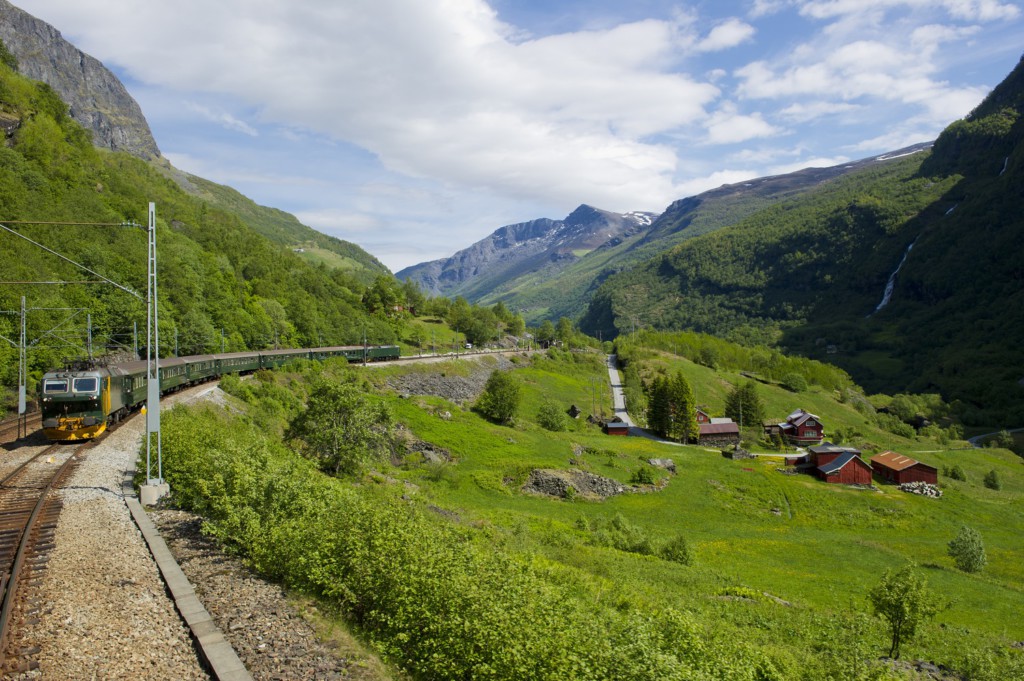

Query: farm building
[870,451,938,485]
[604,417,629,436]
[698,421,741,447]
[773,408,825,445]
[816,452,873,484]
[808,443,862,468]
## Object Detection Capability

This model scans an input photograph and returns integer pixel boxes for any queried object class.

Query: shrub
[631,466,655,485]
[944,464,967,481]
[475,370,521,425]
[536,399,568,432]
[869,564,938,659]
[983,469,1002,490]
[781,372,808,392]
[661,534,693,566]
[948,525,987,573]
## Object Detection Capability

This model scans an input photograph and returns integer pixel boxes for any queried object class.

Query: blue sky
[16,0,1023,272]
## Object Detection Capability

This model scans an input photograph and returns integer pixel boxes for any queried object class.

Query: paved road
[605,355,685,445]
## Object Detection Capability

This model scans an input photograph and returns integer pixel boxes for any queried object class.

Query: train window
[73,377,99,394]
[44,379,69,393]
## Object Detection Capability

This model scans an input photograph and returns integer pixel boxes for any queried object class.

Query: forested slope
[0,57,396,402]
[580,56,1024,425]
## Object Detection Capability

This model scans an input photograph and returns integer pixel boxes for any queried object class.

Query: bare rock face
[0,0,161,159]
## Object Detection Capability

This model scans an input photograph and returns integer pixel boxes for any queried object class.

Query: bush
[948,525,987,573]
[536,399,568,432]
[781,372,808,392]
[631,466,655,485]
[983,469,1002,490]
[475,370,521,425]
[661,534,693,566]
[944,464,967,481]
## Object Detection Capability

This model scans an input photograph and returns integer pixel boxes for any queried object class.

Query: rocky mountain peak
[0,0,160,159]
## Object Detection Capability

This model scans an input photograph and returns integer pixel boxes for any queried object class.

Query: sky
[14,0,1023,272]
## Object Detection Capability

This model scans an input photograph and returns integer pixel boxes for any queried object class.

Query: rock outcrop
[0,0,160,159]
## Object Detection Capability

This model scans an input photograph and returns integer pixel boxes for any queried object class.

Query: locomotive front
[39,369,111,440]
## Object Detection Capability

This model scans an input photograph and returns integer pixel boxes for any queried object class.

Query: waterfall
[869,237,918,316]
[1000,156,1009,176]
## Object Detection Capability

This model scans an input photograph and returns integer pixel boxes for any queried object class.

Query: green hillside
[580,57,1024,426]
[0,59,398,404]
[159,347,1024,680]
[188,175,390,284]
[474,146,930,325]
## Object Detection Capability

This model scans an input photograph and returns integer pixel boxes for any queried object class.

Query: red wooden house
[870,451,938,485]
[696,408,712,424]
[777,409,824,445]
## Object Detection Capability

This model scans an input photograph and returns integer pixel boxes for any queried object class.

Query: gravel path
[9,388,211,680]
[5,383,370,680]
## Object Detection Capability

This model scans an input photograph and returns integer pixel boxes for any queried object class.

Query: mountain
[396,204,656,301]
[0,0,159,159]
[580,55,1024,425]
[425,144,931,325]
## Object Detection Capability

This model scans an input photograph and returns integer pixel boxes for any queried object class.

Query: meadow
[158,348,1024,679]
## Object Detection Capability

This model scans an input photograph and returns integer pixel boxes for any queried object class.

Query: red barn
[816,452,873,484]
[696,408,712,424]
[808,443,862,468]
[870,451,938,485]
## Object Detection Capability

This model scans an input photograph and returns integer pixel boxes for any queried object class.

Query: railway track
[0,441,87,674]
[0,413,41,444]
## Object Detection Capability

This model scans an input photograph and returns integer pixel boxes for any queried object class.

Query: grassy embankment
[157,348,1024,678]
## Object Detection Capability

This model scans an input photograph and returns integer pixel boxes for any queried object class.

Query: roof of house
[786,409,821,427]
[871,450,935,472]
[699,422,740,436]
[809,442,861,455]
[817,452,866,475]
[709,417,734,425]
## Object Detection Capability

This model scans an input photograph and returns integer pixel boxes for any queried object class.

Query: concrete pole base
[140,482,170,506]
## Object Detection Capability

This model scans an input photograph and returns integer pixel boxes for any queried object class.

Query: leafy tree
[983,469,1002,490]
[476,370,521,425]
[286,379,394,476]
[556,317,574,345]
[536,319,556,345]
[724,381,765,429]
[781,372,808,392]
[948,526,987,573]
[994,430,1015,449]
[868,564,938,659]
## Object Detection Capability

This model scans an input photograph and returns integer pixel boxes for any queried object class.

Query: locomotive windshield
[43,379,69,393]
[72,377,99,394]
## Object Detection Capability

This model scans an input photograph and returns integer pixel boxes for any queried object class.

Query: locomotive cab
[39,370,110,440]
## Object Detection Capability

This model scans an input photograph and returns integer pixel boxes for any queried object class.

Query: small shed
[604,417,629,436]
[870,451,938,485]
[816,452,873,485]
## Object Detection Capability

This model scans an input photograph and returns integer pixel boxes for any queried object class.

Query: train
[38,345,401,441]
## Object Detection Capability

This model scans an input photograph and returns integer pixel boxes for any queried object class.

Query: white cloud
[20,0,720,214]
[705,103,782,144]
[695,18,756,52]
[185,102,258,137]
[799,0,1019,22]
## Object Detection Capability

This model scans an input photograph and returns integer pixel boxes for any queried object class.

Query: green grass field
[381,350,1024,667]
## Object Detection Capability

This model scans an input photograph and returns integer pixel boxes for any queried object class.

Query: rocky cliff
[0,0,160,159]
